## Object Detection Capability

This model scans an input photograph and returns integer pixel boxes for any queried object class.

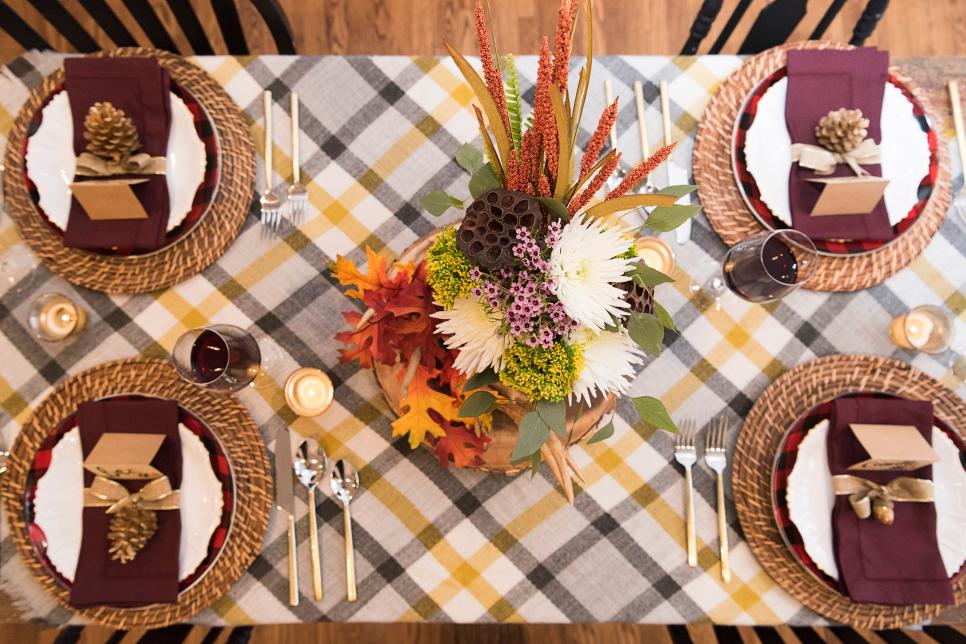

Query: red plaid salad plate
[22,74,220,257]
[771,392,966,593]
[24,394,234,599]
[732,68,938,256]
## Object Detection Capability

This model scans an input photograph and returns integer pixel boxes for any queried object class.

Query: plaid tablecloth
[0,52,964,626]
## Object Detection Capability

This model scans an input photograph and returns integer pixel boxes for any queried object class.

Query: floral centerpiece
[332,0,698,501]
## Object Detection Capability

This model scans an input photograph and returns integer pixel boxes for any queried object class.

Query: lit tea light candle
[28,293,87,342]
[284,368,334,417]
[635,236,676,275]
[888,305,954,354]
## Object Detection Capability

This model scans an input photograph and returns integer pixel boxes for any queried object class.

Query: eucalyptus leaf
[536,399,568,437]
[644,204,702,232]
[530,450,542,478]
[586,420,614,445]
[536,197,570,223]
[653,300,677,332]
[628,261,675,287]
[656,184,698,198]
[468,163,500,199]
[456,143,483,174]
[632,396,679,433]
[459,390,497,417]
[627,312,664,356]
[421,191,464,216]
[464,368,499,390]
[510,411,551,461]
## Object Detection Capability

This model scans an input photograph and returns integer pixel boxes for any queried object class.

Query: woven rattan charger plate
[0,358,272,629]
[692,41,951,292]
[733,354,966,628]
[2,48,255,294]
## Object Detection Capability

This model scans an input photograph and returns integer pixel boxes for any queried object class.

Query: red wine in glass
[173,325,261,392]
[722,230,817,303]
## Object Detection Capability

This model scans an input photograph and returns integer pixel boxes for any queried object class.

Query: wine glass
[720,230,818,303]
[172,324,261,393]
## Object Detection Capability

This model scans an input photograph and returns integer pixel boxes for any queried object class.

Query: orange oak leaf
[433,421,490,468]
[392,365,461,449]
[331,247,415,299]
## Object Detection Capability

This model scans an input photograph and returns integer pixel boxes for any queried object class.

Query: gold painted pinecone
[107,503,158,564]
[83,101,141,162]
[815,108,869,154]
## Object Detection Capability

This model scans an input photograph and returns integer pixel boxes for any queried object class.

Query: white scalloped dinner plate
[24,90,206,233]
[743,77,930,228]
[787,419,966,580]
[33,424,223,582]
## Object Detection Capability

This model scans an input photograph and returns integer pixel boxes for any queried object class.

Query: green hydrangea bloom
[499,341,583,402]
[426,227,476,308]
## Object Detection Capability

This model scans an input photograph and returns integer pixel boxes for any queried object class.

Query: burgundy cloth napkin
[62,57,171,251]
[827,396,953,605]
[69,398,181,607]
[785,48,893,242]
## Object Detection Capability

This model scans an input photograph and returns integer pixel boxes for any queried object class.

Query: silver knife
[275,427,299,606]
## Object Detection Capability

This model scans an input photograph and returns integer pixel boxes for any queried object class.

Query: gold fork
[674,419,697,567]
[287,92,307,222]
[704,417,731,582]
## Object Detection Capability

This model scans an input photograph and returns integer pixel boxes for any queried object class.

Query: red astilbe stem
[606,143,676,200]
[568,152,620,215]
[474,2,510,136]
[551,0,575,91]
[579,99,618,181]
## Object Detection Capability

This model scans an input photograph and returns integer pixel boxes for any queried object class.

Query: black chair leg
[0,0,49,50]
[681,0,723,55]
[850,0,890,46]
[709,0,753,54]
[810,0,847,40]
[738,0,808,55]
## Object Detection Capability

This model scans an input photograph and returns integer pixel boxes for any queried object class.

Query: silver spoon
[330,458,360,603]
[295,438,327,602]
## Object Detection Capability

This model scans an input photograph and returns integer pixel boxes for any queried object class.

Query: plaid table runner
[0,52,964,626]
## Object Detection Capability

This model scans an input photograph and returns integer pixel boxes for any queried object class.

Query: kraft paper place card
[83,432,165,480]
[70,178,150,221]
[806,176,889,216]
[847,423,939,472]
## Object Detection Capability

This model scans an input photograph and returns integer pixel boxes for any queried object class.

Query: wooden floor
[0,1,964,642]
[0,0,964,62]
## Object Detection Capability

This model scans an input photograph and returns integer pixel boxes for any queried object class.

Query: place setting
[1,47,255,294]
[693,41,952,292]
[0,326,273,629]
[733,353,966,628]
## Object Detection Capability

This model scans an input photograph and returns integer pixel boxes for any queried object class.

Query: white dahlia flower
[431,297,509,375]
[570,327,645,405]
[549,214,633,332]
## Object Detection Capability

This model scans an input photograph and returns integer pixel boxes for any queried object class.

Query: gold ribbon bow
[790,138,881,177]
[83,475,180,514]
[75,152,166,178]
[831,474,933,525]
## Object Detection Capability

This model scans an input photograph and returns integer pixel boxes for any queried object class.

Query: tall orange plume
[579,99,618,181]
[474,2,510,136]
[569,152,620,214]
[606,143,676,200]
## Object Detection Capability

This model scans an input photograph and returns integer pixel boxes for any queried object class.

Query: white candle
[284,368,334,417]
[902,311,934,349]
[29,293,87,342]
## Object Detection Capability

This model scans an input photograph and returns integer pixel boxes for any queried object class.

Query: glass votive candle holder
[888,305,955,354]
[635,236,676,275]
[28,292,87,342]
[284,368,334,417]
